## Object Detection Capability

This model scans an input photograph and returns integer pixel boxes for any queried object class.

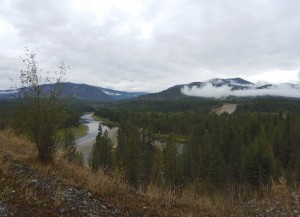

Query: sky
[1,0,300,92]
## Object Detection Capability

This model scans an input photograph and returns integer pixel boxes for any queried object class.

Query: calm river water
[75,113,108,146]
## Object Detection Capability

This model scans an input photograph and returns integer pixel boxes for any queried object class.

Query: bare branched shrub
[16,48,69,162]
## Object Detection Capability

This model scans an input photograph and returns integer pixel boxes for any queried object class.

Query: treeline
[181,112,300,186]
[107,96,300,113]
[0,100,19,130]
[110,98,222,112]
[92,109,300,189]
[236,97,300,114]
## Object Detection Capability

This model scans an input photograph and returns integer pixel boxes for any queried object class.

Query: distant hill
[0,82,147,101]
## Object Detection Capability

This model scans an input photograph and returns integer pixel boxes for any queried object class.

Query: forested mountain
[106,77,300,112]
[0,82,146,101]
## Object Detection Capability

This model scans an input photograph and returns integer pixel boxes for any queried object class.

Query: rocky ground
[0,152,130,217]
[241,182,300,217]
[241,199,300,217]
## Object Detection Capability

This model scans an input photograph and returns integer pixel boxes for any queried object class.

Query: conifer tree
[244,130,275,186]
[90,129,113,171]
[208,144,225,186]
[124,129,142,187]
[140,131,155,185]
[184,124,202,180]
[163,135,184,187]
[115,123,126,166]
[228,130,244,184]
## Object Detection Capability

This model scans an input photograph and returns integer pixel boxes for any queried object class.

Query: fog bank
[181,83,300,99]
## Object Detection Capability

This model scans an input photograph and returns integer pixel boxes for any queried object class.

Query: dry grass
[0,129,298,216]
[53,149,129,198]
[0,130,142,213]
[141,183,247,216]
[0,130,37,161]
[53,187,63,208]
[0,130,129,198]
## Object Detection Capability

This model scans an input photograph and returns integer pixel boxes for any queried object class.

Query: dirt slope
[212,103,237,115]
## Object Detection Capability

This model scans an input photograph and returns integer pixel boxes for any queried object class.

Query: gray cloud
[1,0,300,92]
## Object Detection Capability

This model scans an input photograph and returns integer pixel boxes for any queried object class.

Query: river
[76,113,108,146]
[76,113,118,164]
[76,114,184,163]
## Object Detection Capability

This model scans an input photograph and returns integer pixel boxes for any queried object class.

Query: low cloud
[181,83,300,99]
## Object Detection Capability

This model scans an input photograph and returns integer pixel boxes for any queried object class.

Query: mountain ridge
[141,77,300,100]
[1,78,299,101]
[140,77,256,100]
[0,82,147,101]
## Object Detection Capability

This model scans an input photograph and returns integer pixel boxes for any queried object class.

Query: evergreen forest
[92,106,300,190]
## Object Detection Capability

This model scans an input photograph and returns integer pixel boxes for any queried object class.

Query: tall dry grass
[141,182,248,216]
[0,129,37,161]
[0,130,128,196]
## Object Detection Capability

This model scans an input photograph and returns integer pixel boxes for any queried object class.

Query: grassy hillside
[1,130,300,216]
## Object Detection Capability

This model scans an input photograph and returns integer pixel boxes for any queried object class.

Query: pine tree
[124,129,142,187]
[184,124,203,180]
[208,144,225,186]
[90,130,113,171]
[140,131,155,185]
[115,123,126,166]
[163,135,184,187]
[98,123,103,137]
[228,130,244,184]
[244,130,275,186]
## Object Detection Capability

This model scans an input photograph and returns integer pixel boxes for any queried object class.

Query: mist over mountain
[140,77,300,100]
[181,78,300,99]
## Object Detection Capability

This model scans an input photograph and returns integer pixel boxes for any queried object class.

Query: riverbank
[71,124,88,139]
[92,114,119,128]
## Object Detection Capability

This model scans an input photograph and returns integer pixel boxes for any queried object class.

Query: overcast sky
[1,0,300,92]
